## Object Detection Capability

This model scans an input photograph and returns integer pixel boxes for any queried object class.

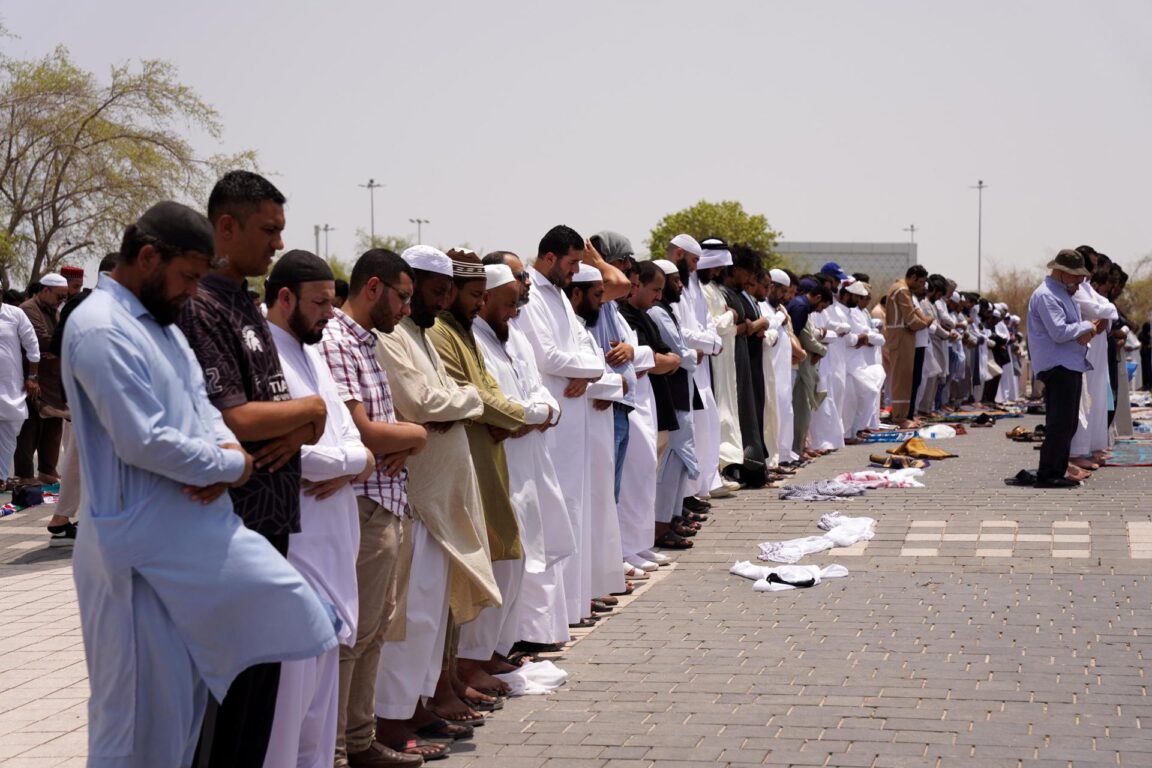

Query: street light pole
[972,180,987,293]
[903,224,917,245]
[314,224,320,257]
[321,224,335,259]
[409,217,430,243]
[359,179,383,241]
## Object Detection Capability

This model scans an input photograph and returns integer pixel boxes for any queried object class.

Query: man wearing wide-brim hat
[1025,249,1107,488]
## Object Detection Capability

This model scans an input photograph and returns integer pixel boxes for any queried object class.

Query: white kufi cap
[769,268,790,286]
[401,245,453,278]
[846,280,869,296]
[484,264,516,290]
[572,263,603,284]
[653,259,679,276]
[670,233,703,258]
[39,273,67,287]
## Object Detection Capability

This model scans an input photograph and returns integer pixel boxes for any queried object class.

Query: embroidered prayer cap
[136,201,215,258]
[60,266,84,279]
[572,263,603,284]
[670,233,703,258]
[698,250,733,270]
[447,249,486,280]
[485,264,516,290]
[1046,248,1090,277]
[845,280,869,296]
[39,273,67,287]
[653,259,679,276]
[769,268,791,286]
[402,244,453,277]
[267,250,333,288]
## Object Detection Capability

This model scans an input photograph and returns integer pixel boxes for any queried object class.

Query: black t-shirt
[178,272,300,536]
[618,300,679,433]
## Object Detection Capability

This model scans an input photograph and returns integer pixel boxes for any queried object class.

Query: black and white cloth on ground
[757,513,876,563]
[730,562,850,592]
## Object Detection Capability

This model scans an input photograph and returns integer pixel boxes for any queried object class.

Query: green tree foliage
[647,200,782,265]
[0,45,255,290]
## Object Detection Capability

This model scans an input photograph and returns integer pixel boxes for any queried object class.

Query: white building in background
[775,242,917,294]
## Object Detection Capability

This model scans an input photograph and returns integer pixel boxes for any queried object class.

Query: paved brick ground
[2,414,1150,766]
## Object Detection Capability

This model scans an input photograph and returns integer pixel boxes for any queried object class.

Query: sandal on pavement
[415,719,474,742]
[654,530,693,549]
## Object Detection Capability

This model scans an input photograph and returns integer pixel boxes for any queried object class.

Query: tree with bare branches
[0,45,254,291]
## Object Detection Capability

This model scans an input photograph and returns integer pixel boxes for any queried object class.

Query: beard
[449,302,474,330]
[663,285,681,304]
[576,297,601,328]
[138,268,184,326]
[410,291,437,329]
[677,259,691,286]
[289,305,325,344]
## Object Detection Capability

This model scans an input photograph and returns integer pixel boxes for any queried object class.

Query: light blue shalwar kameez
[648,302,699,523]
[62,275,338,768]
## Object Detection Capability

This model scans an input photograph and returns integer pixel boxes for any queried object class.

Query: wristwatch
[26,375,38,381]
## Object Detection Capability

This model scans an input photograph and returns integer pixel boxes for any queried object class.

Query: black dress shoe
[1034,478,1080,488]
[682,497,711,512]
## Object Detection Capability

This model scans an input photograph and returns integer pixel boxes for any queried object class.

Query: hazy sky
[6,0,1151,291]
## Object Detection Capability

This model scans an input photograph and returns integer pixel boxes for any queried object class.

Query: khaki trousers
[886,331,916,421]
[336,499,412,760]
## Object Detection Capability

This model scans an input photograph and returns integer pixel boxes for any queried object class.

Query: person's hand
[1076,330,1094,345]
[185,442,252,503]
[564,378,591,398]
[605,341,634,367]
[355,447,377,481]
[487,425,512,442]
[251,423,312,473]
[592,399,612,411]
[424,421,454,434]
[302,475,354,500]
[582,239,603,265]
[24,377,40,401]
[378,449,411,476]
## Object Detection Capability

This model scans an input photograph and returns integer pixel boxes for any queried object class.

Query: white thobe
[516,269,605,623]
[675,272,725,496]
[0,303,39,477]
[843,307,886,437]
[770,307,798,463]
[1071,283,1117,456]
[474,317,574,648]
[759,299,782,467]
[267,325,369,768]
[576,320,627,600]
[702,282,743,467]
[809,305,847,451]
[616,329,658,558]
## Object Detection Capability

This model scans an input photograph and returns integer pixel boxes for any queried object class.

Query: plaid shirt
[319,308,408,517]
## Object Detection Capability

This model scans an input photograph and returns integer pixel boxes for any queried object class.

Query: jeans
[612,405,630,502]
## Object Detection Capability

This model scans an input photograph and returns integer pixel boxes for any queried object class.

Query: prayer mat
[1102,439,1152,467]
[861,429,918,444]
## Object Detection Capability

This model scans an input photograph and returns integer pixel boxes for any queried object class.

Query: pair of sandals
[868,454,927,470]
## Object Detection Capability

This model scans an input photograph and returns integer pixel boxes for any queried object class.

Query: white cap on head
[769,268,790,286]
[485,264,516,290]
[572,263,603,284]
[991,309,1002,319]
[653,259,679,276]
[951,291,962,302]
[698,251,733,270]
[846,280,869,296]
[401,245,453,278]
[39,273,67,287]
[670,233,703,258]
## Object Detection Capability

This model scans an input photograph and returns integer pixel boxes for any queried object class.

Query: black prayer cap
[136,201,215,258]
[267,249,334,287]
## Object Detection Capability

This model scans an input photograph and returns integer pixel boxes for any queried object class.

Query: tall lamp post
[359,178,383,241]
[903,224,917,245]
[321,224,335,258]
[314,224,320,257]
[972,179,987,292]
[409,217,430,243]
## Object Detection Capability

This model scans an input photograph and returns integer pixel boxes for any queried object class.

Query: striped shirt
[319,309,408,517]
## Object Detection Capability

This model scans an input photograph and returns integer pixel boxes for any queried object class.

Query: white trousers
[264,645,339,768]
[56,423,80,519]
[692,383,722,497]
[517,559,570,645]
[618,389,658,558]
[458,557,524,660]
[374,522,449,720]
[0,418,21,479]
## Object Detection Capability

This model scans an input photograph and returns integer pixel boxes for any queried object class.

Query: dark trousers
[193,532,289,768]
[1141,348,1151,392]
[14,410,63,479]
[1036,366,1082,483]
[908,347,926,416]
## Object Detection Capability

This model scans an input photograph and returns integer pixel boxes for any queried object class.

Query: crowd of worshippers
[5,167,1135,768]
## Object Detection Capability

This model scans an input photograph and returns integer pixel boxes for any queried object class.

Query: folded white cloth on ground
[494,660,569,696]
[832,469,925,489]
[918,424,957,439]
[758,513,875,563]
[730,561,850,591]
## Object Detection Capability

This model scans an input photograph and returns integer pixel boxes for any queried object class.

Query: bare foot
[430,670,482,721]
[481,655,519,675]
[457,658,511,695]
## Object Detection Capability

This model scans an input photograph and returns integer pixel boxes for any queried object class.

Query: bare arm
[346,400,428,455]
[220,395,327,443]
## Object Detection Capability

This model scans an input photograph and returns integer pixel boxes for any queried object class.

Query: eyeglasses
[514,271,529,283]
[380,282,412,306]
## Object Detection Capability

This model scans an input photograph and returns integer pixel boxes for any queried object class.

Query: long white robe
[701,282,743,468]
[770,306,798,463]
[676,272,724,496]
[267,325,369,768]
[516,269,605,624]
[1071,283,1117,456]
[649,302,698,523]
[759,299,781,468]
[577,320,627,599]
[843,307,886,437]
[616,343,658,558]
[809,304,848,451]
